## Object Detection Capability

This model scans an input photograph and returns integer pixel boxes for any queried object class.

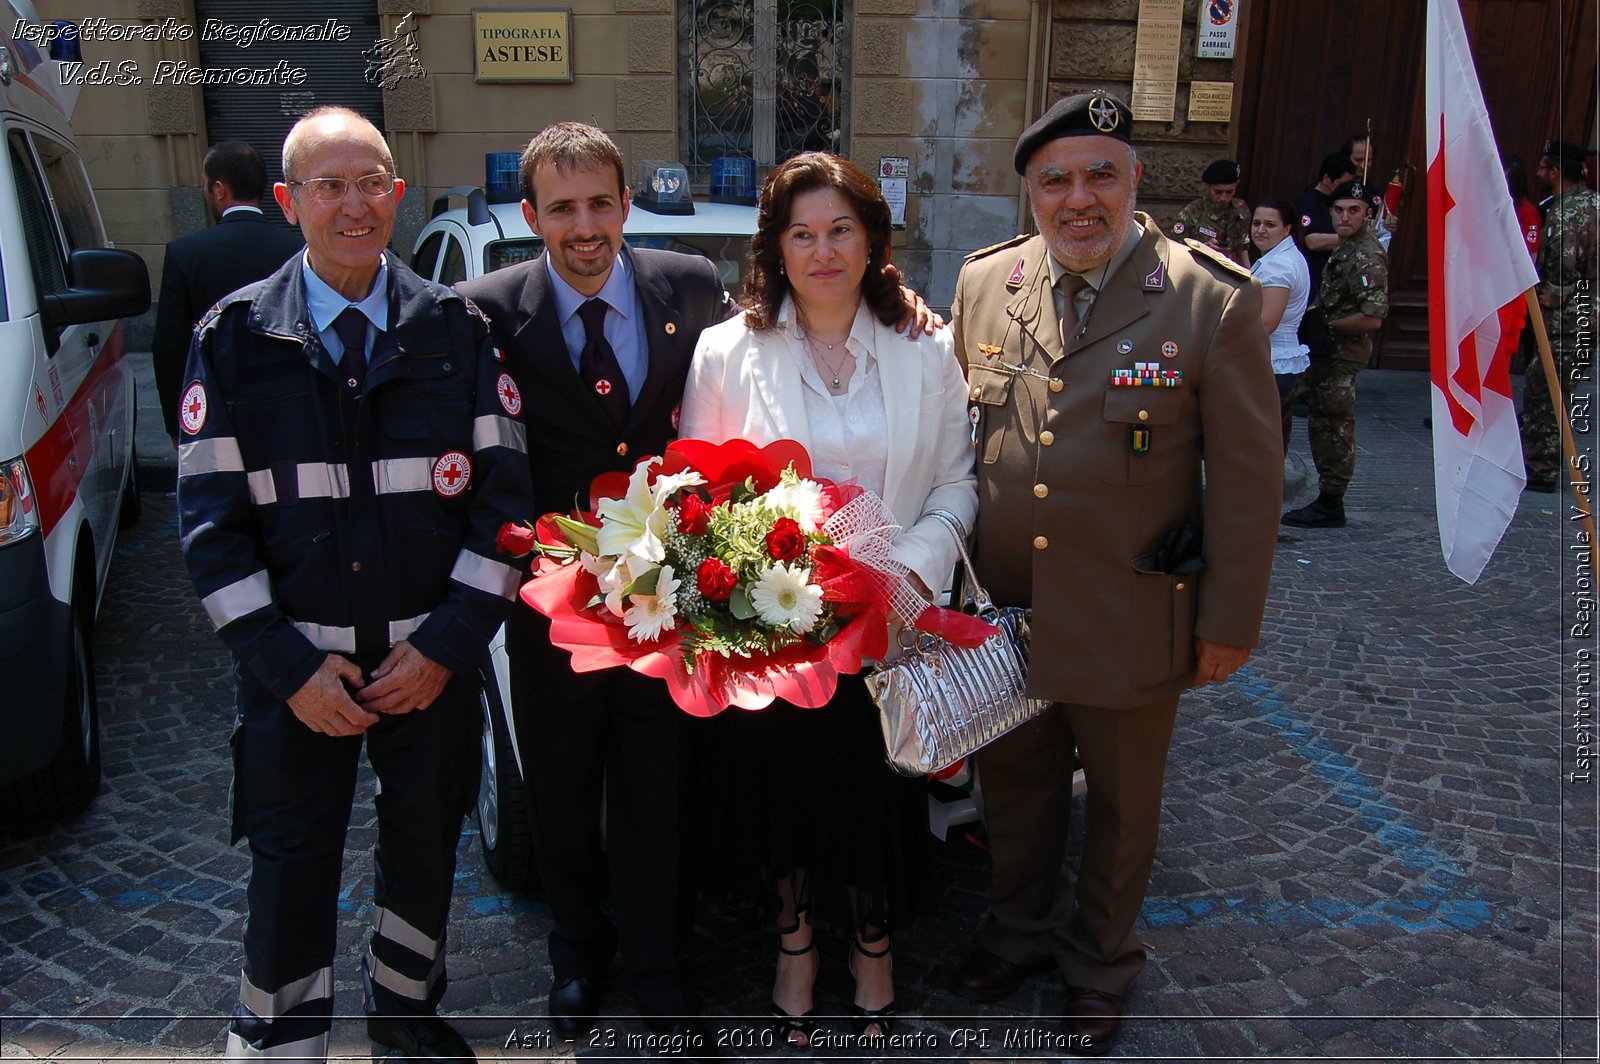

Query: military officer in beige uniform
[949,91,1282,1055]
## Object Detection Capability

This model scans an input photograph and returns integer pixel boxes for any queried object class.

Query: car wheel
[2,601,100,820]
[118,445,142,530]
[475,662,538,891]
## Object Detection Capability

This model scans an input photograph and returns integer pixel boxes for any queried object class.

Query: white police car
[412,171,758,890]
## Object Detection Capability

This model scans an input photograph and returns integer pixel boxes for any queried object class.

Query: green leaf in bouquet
[729,586,756,620]
[550,514,602,556]
[626,568,660,597]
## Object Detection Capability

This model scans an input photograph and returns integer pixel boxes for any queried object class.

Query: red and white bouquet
[501,438,992,715]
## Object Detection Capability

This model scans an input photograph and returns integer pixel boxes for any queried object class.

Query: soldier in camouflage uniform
[1282,181,1389,528]
[1522,139,1599,491]
[1172,159,1251,265]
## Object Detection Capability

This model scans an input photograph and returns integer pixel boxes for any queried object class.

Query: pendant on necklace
[832,375,841,389]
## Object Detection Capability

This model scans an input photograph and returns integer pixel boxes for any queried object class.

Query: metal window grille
[679,0,851,186]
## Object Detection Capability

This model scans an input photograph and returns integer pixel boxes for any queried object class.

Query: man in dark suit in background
[153,140,303,442]
[459,122,733,1056]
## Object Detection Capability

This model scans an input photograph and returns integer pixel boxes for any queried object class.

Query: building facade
[39,0,1596,363]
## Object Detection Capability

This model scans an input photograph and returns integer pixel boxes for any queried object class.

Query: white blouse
[782,302,890,500]
[1251,238,1311,374]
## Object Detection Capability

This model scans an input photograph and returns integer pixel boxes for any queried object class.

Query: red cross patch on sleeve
[180,382,207,435]
[496,373,522,416]
[432,452,472,497]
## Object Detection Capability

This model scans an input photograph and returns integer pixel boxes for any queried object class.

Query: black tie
[578,298,630,427]
[333,307,368,392]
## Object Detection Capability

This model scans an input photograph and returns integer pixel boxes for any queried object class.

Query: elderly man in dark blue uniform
[178,106,531,1062]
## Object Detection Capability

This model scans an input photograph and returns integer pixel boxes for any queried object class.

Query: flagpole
[1523,288,1598,559]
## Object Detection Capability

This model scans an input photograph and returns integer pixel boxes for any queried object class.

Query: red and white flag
[1426,0,1540,583]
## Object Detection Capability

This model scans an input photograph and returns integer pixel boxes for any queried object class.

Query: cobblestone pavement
[2,365,1595,1062]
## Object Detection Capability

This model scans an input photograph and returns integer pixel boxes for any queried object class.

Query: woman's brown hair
[742,151,902,330]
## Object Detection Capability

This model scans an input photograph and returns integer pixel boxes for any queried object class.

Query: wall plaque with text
[473,8,573,83]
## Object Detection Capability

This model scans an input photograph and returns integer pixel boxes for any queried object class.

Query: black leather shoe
[549,976,598,1040]
[1061,986,1123,1056]
[368,1014,477,1061]
[1281,492,1346,528]
[954,948,1051,1002]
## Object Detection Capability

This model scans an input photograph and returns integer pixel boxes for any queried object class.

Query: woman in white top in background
[1249,199,1311,451]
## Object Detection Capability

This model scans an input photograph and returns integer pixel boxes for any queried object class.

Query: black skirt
[690,671,928,935]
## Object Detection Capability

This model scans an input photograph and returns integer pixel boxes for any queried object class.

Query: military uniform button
[1175,582,1186,591]
[616,442,629,457]
[971,386,982,400]
[1033,535,1048,550]
[1049,379,1065,393]
[1040,430,1055,445]
[1138,409,1150,421]
[1033,483,1048,498]
[351,562,361,573]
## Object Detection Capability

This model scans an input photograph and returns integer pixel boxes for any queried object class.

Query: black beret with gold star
[1013,90,1134,174]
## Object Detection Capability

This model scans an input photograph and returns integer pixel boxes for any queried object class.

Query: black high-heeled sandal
[771,937,820,1048]
[849,938,897,1042]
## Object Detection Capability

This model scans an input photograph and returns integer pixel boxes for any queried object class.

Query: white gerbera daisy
[763,476,827,532]
[624,564,680,642]
[749,561,824,633]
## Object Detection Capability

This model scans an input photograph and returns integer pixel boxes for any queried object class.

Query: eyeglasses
[289,171,397,203]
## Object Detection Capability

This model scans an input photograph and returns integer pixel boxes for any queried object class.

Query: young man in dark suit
[459,123,732,1056]
[153,140,304,442]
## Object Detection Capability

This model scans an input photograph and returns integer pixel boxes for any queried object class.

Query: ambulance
[0,6,151,820]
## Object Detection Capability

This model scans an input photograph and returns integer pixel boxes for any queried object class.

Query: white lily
[596,459,668,563]
[651,469,707,506]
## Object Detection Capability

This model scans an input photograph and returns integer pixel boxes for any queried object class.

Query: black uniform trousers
[507,608,693,1020]
[227,664,480,1055]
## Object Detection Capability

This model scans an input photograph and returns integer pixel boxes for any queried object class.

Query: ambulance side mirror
[41,248,151,331]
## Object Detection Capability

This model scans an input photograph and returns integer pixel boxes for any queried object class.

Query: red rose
[765,517,806,562]
[496,521,536,555]
[676,495,712,536]
[696,557,739,601]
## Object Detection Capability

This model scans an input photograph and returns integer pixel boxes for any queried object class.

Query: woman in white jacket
[681,152,975,1047]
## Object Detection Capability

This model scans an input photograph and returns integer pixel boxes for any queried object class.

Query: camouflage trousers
[1291,357,1362,498]
[1520,345,1566,485]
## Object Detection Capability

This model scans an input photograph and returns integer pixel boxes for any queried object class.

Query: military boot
[1281,493,1346,528]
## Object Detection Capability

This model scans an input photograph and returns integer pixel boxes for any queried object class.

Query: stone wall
[849,0,1039,309]
[851,0,1241,309]
[41,0,1241,321]
[1048,0,1240,230]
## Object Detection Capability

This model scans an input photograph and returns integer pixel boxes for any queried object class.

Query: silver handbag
[865,511,1051,777]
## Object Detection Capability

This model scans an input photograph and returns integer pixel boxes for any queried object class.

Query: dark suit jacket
[152,209,303,436]
[457,245,733,517]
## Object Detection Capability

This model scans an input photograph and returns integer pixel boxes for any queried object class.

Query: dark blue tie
[578,298,630,427]
[334,307,368,393]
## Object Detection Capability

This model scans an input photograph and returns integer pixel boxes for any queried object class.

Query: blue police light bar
[633,160,694,215]
[709,156,757,206]
[47,21,80,63]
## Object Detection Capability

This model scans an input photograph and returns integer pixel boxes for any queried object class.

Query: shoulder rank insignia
[1007,258,1027,286]
[976,343,1001,359]
[1143,261,1167,290]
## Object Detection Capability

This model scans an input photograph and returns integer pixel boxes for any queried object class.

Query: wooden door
[1237,0,1596,370]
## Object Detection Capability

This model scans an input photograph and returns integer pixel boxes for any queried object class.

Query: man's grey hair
[281,106,393,183]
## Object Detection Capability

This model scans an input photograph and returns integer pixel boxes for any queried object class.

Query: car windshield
[485,235,750,292]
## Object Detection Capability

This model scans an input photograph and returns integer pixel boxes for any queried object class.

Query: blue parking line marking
[1142,666,1491,932]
